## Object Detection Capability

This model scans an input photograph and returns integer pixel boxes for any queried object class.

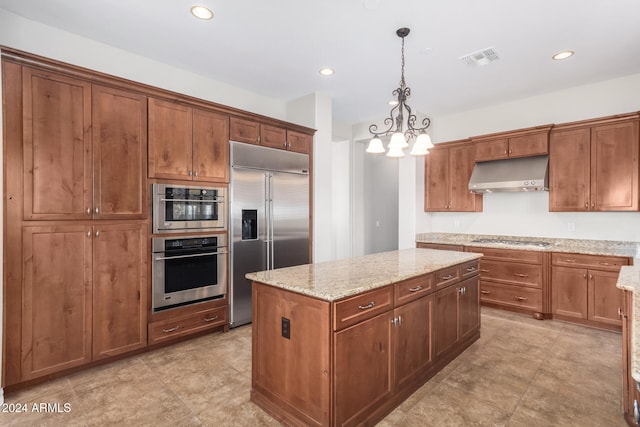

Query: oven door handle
[155,250,227,261]
[158,198,222,203]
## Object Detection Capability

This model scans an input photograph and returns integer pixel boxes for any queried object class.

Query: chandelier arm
[369,101,402,137]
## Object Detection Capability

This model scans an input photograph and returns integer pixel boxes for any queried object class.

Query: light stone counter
[416,232,640,264]
[617,266,640,382]
[245,248,482,302]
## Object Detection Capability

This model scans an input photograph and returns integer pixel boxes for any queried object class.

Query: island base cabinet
[251,283,331,427]
[334,312,394,427]
[434,277,480,359]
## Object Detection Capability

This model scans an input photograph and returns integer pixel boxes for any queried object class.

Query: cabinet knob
[188,170,193,176]
[194,171,199,177]
[86,207,91,215]
[95,207,99,214]
[618,307,624,318]
[87,231,91,238]
[591,203,595,209]
[95,231,100,237]
[585,202,588,208]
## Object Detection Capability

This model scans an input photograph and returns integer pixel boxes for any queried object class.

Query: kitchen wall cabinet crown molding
[424,139,482,212]
[2,46,316,138]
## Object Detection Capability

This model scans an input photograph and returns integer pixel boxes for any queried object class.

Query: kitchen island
[246,248,482,427]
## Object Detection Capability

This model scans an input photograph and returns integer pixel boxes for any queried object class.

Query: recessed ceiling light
[191,5,213,20]
[319,68,335,76]
[552,50,574,60]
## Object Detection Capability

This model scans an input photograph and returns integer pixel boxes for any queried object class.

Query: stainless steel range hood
[468,155,549,193]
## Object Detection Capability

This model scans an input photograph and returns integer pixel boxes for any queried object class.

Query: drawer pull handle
[408,286,423,292]
[466,266,477,272]
[563,259,576,263]
[618,307,624,318]
[514,273,529,278]
[599,262,614,266]
[480,290,491,295]
[442,274,454,280]
[162,326,180,333]
[358,301,376,310]
[204,315,219,322]
[480,269,490,273]
[514,296,528,302]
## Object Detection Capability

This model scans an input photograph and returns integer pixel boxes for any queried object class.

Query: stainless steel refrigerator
[229,141,310,327]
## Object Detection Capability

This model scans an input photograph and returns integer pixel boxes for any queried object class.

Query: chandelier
[366,27,433,157]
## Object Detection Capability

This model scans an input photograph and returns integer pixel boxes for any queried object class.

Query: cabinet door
[22,225,92,380]
[474,138,508,162]
[286,130,312,154]
[261,124,287,150]
[92,223,148,359]
[192,109,230,183]
[551,266,588,319]
[394,296,433,390]
[588,270,624,327]
[148,98,193,179]
[508,132,548,158]
[230,117,260,145]
[433,284,459,358]
[424,146,450,211]
[22,67,92,220]
[549,128,591,211]
[92,85,147,219]
[449,144,480,212]
[458,277,480,342]
[591,120,639,211]
[334,312,393,427]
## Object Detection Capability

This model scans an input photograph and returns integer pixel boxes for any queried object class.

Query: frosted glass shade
[366,137,385,153]
[410,143,429,156]
[388,132,408,148]
[386,145,405,157]
[415,133,434,149]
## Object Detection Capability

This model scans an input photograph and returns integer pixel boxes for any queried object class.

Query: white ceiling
[2,0,640,125]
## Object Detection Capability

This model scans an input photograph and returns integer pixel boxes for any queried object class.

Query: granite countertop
[618,266,640,382]
[245,248,482,302]
[416,232,640,264]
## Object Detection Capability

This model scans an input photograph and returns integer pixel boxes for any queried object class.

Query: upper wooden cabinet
[148,98,230,183]
[424,141,482,212]
[549,114,639,211]
[473,127,550,162]
[22,67,148,220]
[230,117,312,154]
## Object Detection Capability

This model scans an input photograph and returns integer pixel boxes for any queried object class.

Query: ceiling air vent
[459,47,500,66]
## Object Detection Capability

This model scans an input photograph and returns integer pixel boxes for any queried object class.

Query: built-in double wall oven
[151,183,228,313]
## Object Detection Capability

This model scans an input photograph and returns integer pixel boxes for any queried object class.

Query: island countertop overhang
[245,248,482,302]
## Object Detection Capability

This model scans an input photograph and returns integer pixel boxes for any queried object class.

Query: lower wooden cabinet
[21,222,147,381]
[148,305,228,345]
[251,261,481,427]
[623,290,640,426]
[551,253,629,329]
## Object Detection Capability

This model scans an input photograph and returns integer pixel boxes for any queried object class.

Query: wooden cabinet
[424,141,482,212]
[148,305,228,345]
[549,115,640,211]
[466,246,548,319]
[622,290,640,426]
[251,260,480,427]
[474,130,549,162]
[22,68,147,220]
[149,97,230,182]
[433,276,479,358]
[92,222,148,359]
[21,222,147,379]
[334,311,394,427]
[551,252,629,329]
[230,117,312,154]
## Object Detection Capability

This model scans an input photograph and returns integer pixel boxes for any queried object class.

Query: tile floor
[0,308,627,426]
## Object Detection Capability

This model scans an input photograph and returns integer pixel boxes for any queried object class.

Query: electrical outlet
[281,317,290,339]
[454,219,460,228]
[568,222,575,232]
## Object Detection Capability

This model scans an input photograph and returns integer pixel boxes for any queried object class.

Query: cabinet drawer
[148,306,228,345]
[460,260,480,279]
[466,246,542,264]
[480,282,542,311]
[551,252,629,271]
[479,260,543,288]
[434,266,460,289]
[394,274,433,306]
[416,243,464,251]
[334,286,393,331]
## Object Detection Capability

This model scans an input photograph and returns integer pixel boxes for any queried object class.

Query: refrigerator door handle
[264,172,271,270]
[269,173,275,270]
